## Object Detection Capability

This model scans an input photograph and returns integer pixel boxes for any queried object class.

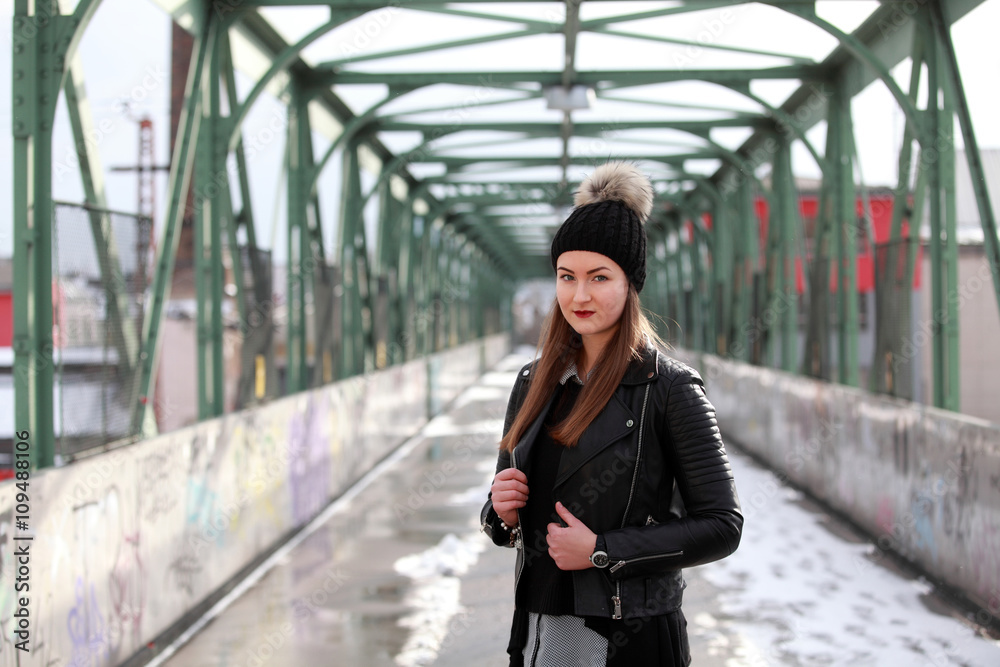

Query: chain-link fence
[52,202,152,459]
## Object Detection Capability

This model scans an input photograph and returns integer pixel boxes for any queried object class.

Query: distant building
[916,149,1000,425]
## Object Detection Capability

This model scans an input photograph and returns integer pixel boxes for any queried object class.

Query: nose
[574,280,591,303]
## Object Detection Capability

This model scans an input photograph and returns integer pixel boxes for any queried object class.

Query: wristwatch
[589,535,610,569]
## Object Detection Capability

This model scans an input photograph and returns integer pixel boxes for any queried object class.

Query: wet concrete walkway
[155,353,1000,667]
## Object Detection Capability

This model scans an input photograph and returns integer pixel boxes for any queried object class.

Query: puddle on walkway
[162,367,515,667]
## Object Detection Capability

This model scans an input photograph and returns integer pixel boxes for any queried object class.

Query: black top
[518,380,582,615]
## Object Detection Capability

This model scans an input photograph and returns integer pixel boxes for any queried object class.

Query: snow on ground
[695,451,1000,667]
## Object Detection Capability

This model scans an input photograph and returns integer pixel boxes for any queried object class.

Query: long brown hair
[500,287,665,452]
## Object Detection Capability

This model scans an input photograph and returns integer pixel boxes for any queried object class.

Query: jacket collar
[561,342,659,387]
[619,343,659,385]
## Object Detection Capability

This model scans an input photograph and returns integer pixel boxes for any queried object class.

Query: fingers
[491,469,529,499]
[553,501,580,526]
[495,467,528,485]
[491,470,529,522]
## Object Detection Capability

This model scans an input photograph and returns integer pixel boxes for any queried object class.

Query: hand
[490,467,529,528]
[546,502,597,571]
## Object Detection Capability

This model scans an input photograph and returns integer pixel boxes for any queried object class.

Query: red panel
[799,195,818,219]
[735,194,922,292]
[857,254,874,292]
[0,293,11,347]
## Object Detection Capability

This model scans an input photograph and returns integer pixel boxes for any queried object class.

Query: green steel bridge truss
[13,0,1000,468]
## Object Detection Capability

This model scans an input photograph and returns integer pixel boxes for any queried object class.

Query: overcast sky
[1,0,998,264]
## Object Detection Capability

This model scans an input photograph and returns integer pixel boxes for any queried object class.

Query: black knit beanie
[550,162,654,293]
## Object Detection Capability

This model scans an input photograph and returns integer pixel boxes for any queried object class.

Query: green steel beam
[923,11,960,411]
[233,0,828,7]
[12,0,110,464]
[580,1,745,30]
[223,29,276,406]
[707,1,983,201]
[317,28,549,68]
[219,30,247,328]
[303,101,333,389]
[770,133,799,372]
[930,1,1000,322]
[595,92,761,117]
[133,21,209,437]
[63,53,137,382]
[376,177,401,367]
[194,23,227,418]
[804,131,834,381]
[337,140,372,376]
[375,119,766,133]
[416,154,714,168]
[377,89,540,123]
[13,2,59,467]
[226,10,363,153]
[725,85,827,171]
[321,67,822,87]
[308,86,414,197]
[413,5,560,31]
[830,79,858,388]
[781,5,923,141]
[286,78,311,392]
[874,26,924,398]
[733,179,756,363]
[592,27,814,64]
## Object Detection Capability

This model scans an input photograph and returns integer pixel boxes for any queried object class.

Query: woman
[480,162,743,666]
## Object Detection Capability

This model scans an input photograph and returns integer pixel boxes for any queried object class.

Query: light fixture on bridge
[544,85,593,111]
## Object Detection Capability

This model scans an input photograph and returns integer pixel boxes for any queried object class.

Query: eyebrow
[557,266,612,275]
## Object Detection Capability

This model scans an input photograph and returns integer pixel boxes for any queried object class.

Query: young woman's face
[555,250,629,340]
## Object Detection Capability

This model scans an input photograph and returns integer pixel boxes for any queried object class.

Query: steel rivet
[522,369,529,376]
[626,419,634,427]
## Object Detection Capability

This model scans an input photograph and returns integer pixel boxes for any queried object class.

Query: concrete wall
[672,348,1000,621]
[0,334,508,667]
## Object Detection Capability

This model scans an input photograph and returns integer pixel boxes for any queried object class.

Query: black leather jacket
[481,345,742,621]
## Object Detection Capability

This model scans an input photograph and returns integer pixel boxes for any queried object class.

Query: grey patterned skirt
[519,611,690,667]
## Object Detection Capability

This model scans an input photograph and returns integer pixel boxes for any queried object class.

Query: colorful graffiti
[0,336,505,666]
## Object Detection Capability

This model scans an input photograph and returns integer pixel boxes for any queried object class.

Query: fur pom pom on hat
[551,161,654,292]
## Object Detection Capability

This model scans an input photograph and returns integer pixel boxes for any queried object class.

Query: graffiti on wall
[0,336,506,666]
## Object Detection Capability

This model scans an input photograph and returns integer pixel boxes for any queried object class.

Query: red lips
[573,311,594,319]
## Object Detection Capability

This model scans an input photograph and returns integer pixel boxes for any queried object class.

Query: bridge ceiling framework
[12,0,1000,467]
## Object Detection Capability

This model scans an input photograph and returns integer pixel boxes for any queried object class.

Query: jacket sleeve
[600,373,743,579]
[480,366,529,547]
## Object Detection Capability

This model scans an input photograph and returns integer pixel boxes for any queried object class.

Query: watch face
[591,551,609,567]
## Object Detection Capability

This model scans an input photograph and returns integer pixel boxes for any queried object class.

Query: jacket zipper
[511,448,524,591]
[611,383,651,620]
[609,549,684,575]
[620,383,651,529]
